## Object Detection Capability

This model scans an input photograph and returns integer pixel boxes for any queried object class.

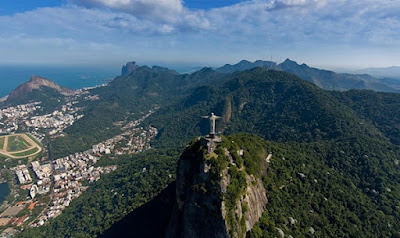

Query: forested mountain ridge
[333,90,400,145]
[217,60,278,73]
[149,67,383,148]
[92,65,227,111]
[13,65,400,237]
[48,65,227,158]
[146,67,400,236]
[278,59,398,92]
[216,59,400,93]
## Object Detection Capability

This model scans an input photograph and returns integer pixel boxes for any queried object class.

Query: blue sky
[0,0,243,13]
[0,0,399,69]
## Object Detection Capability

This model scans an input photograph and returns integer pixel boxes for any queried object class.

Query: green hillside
[148,68,382,147]
[16,67,400,237]
[334,90,400,145]
[251,137,400,237]
[148,68,400,236]
[92,65,226,112]
[49,66,226,158]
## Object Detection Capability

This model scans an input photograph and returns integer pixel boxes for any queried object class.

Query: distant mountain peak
[238,59,252,64]
[281,58,298,65]
[214,59,399,93]
[216,59,277,73]
[121,61,139,76]
[29,75,57,85]
[199,67,214,72]
[279,59,311,70]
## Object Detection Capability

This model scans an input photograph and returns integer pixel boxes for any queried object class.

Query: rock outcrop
[165,135,268,238]
[7,76,74,101]
[222,174,267,236]
[121,61,139,77]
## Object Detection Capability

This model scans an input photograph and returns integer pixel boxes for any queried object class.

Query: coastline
[0,65,118,98]
[0,96,7,103]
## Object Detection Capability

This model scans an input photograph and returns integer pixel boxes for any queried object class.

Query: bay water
[0,65,120,98]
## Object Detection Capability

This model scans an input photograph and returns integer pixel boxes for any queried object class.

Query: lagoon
[0,182,10,203]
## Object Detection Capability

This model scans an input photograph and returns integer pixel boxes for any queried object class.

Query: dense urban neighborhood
[0,96,158,237]
[0,101,83,137]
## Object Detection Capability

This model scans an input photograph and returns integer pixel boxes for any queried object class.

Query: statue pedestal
[202,135,222,154]
[205,134,222,143]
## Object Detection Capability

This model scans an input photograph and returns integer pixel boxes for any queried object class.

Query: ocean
[0,65,120,98]
[0,182,9,203]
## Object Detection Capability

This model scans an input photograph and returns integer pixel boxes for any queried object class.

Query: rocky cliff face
[121,61,139,77]
[165,135,268,238]
[222,174,267,237]
[7,76,74,101]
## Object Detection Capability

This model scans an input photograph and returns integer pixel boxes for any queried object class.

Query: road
[0,133,42,159]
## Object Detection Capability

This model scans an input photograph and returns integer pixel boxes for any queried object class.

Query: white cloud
[68,0,212,31]
[265,0,328,10]
[69,0,184,23]
[0,0,400,67]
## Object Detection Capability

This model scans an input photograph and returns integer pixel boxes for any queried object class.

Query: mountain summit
[166,135,268,238]
[6,76,74,103]
[121,61,139,77]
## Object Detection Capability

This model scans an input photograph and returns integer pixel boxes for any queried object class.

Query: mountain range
[3,59,399,110]
[217,59,400,93]
[6,61,400,237]
[356,66,400,79]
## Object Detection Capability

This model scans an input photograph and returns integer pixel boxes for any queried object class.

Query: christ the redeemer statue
[202,113,221,138]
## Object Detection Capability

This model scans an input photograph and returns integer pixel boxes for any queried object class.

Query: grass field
[11,147,39,157]
[0,134,42,159]
[7,135,30,152]
[0,137,4,150]
[26,134,42,148]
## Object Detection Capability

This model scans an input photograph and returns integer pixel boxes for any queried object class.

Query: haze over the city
[0,0,399,70]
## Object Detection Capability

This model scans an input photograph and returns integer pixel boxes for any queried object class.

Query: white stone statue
[202,112,221,138]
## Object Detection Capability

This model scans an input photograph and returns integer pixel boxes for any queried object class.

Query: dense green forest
[13,67,400,237]
[251,138,400,237]
[148,68,383,147]
[147,68,400,237]
[217,134,400,237]
[334,90,400,145]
